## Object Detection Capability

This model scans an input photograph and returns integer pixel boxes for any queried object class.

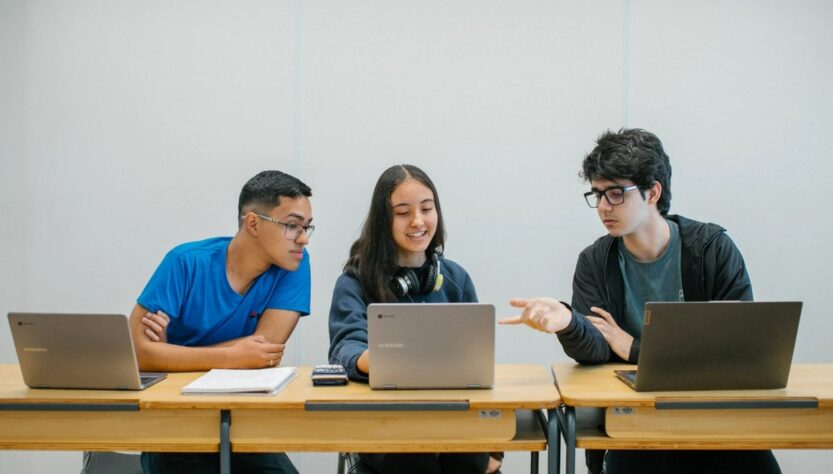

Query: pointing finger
[498,315,524,325]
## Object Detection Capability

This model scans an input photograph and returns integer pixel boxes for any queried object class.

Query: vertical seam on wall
[623,0,631,127]
[292,0,303,178]
[291,0,303,379]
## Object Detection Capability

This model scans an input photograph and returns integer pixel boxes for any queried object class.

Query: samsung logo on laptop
[23,347,48,352]
[378,343,404,349]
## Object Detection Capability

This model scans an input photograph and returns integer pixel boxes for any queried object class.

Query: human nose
[410,212,424,227]
[597,193,614,211]
[294,228,310,245]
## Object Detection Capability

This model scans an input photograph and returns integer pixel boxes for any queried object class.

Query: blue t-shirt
[137,237,311,347]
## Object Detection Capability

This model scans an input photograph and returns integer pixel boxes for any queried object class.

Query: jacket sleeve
[705,232,754,301]
[327,274,370,382]
[461,270,478,303]
[557,250,616,364]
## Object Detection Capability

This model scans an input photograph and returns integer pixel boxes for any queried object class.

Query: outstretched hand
[586,306,633,361]
[499,297,572,334]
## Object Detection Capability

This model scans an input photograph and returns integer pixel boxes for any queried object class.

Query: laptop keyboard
[140,376,156,384]
[614,369,638,389]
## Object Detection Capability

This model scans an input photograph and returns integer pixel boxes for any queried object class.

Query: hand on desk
[226,335,286,369]
[142,310,170,343]
[587,306,633,361]
[499,298,572,334]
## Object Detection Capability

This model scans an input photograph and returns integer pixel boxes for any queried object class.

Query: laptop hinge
[467,384,481,389]
[383,384,397,390]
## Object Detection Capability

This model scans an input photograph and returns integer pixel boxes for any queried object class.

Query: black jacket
[556,214,753,364]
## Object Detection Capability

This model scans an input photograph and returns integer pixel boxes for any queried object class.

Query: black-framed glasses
[255,214,315,239]
[583,185,640,208]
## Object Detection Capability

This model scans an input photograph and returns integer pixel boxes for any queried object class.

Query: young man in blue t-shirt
[133,170,314,474]
[501,129,780,474]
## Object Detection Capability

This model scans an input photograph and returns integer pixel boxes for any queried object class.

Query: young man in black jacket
[501,128,779,474]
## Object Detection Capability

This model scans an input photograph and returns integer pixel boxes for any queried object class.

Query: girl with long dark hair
[328,164,493,474]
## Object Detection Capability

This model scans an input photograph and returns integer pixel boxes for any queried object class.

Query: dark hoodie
[555,215,775,474]
[556,214,753,364]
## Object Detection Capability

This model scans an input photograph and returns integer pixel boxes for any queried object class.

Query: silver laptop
[368,303,495,389]
[8,312,166,390]
[615,301,801,391]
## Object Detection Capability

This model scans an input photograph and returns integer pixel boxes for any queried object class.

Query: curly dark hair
[580,128,672,216]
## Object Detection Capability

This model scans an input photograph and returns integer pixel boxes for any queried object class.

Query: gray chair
[81,451,143,474]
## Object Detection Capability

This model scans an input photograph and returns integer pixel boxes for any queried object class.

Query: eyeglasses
[583,185,640,208]
[254,214,315,239]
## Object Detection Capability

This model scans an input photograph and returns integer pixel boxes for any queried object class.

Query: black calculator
[311,364,348,386]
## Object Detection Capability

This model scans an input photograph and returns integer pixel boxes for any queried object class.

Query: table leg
[337,452,346,474]
[547,408,561,474]
[565,406,576,474]
[535,408,561,474]
[531,450,539,473]
[220,409,231,474]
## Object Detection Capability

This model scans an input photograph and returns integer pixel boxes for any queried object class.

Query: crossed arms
[129,304,300,372]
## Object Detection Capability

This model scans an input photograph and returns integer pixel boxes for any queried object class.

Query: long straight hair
[345,164,446,303]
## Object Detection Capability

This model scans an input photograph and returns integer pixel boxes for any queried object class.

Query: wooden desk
[1,364,560,474]
[0,365,219,452]
[551,363,833,474]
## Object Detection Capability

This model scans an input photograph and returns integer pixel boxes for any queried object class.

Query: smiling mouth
[407,231,427,238]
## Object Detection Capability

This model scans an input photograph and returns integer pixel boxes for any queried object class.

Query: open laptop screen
[8,312,165,390]
[617,301,801,391]
[367,303,495,389]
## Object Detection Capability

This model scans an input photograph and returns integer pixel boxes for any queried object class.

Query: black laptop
[615,301,801,391]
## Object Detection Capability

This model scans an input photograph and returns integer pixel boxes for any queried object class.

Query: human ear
[241,213,259,236]
[647,181,662,205]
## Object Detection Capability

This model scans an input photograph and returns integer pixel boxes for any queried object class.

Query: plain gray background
[2,1,831,472]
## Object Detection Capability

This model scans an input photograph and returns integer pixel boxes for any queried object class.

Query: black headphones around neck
[389,248,444,298]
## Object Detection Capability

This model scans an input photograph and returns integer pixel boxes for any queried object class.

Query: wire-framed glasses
[255,214,315,239]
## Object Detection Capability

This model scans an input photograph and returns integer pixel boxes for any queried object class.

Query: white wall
[1,1,831,472]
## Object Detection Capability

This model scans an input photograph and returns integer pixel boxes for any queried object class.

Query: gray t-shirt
[617,220,684,337]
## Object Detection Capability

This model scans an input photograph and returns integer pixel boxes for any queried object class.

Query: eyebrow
[590,185,626,192]
[392,198,435,208]
[282,212,313,224]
